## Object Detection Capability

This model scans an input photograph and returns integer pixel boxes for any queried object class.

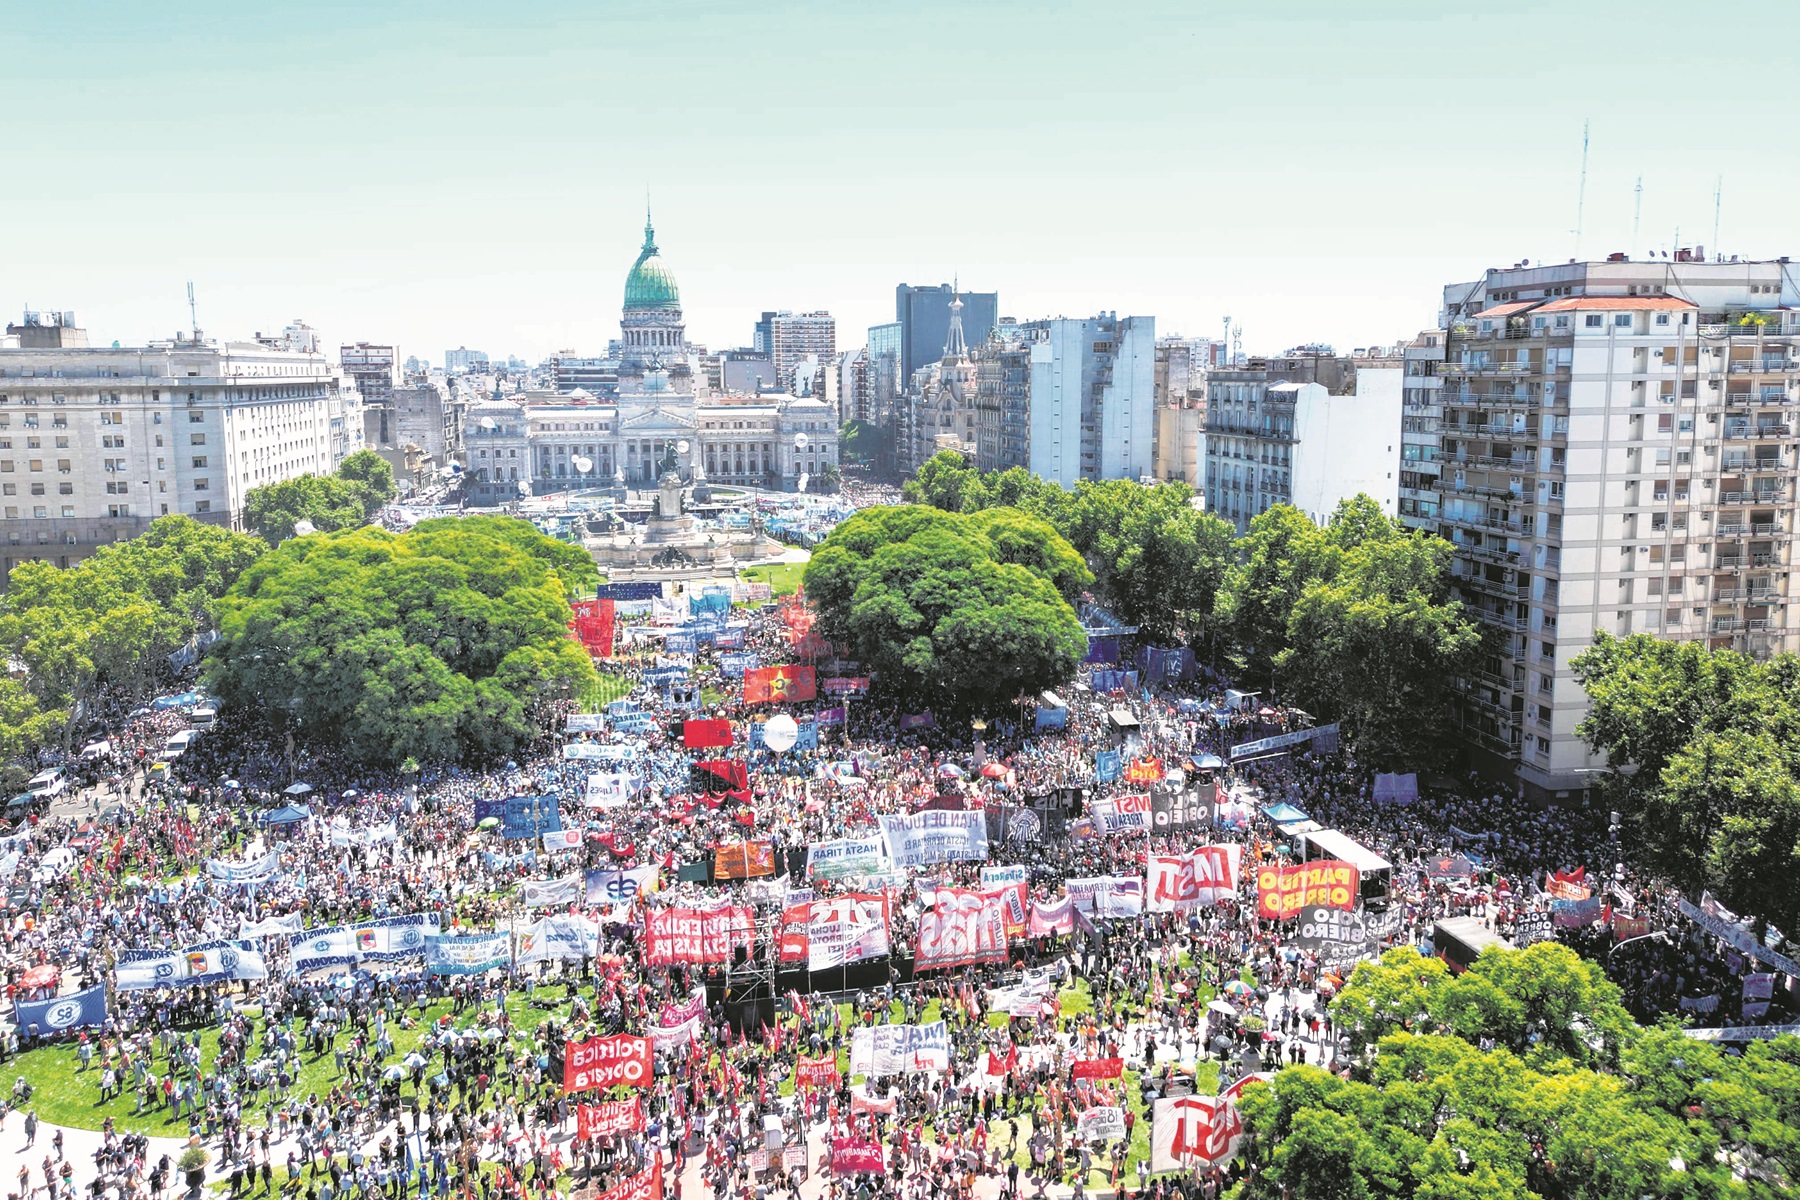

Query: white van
[79,740,113,762]
[164,729,202,756]
[188,707,218,730]
[26,769,66,799]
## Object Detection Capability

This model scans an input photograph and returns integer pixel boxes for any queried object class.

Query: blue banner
[1095,750,1122,783]
[606,699,638,716]
[596,581,662,601]
[15,983,107,1035]
[643,665,689,686]
[424,932,511,975]
[1035,706,1068,730]
[613,712,658,733]
[718,652,761,678]
[691,590,731,616]
[714,628,745,649]
[502,795,562,841]
[665,633,698,656]
[1084,638,1119,665]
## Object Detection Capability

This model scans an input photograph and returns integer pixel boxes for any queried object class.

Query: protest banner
[1146,846,1242,912]
[563,1034,651,1093]
[1092,792,1152,835]
[576,1097,644,1140]
[1256,859,1356,920]
[878,810,989,867]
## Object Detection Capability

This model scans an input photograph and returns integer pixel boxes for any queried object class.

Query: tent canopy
[263,804,313,825]
[1262,802,1309,823]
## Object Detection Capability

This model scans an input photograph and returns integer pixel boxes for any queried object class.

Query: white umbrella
[284,782,314,796]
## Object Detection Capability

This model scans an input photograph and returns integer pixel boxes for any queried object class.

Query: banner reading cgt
[564,1034,652,1093]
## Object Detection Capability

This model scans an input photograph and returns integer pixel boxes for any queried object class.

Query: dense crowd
[0,565,1790,1200]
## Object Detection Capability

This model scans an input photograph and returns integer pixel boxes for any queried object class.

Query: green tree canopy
[802,504,1089,715]
[1574,632,1800,929]
[1217,498,1482,768]
[0,516,265,760]
[205,516,597,767]
[901,452,1233,643]
[1331,943,1633,1068]
[243,449,399,545]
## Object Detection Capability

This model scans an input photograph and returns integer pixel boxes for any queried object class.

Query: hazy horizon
[6,0,1795,365]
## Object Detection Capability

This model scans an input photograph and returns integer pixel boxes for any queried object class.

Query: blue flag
[1095,750,1122,784]
[16,983,107,1035]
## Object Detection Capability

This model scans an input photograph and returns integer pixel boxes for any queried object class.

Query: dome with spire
[623,213,682,313]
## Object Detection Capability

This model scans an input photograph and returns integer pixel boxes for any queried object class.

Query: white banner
[850,1021,950,1076]
[1151,1095,1244,1172]
[117,941,267,991]
[806,836,891,881]
[649,1015,701,1048]
[585,772,638,809]
[237,912,305,939]
[807,896,890,972]
[520,874,585,908]
[915,889,1007,969]
[1146,846,1242,912]
[516,914,598,963]
[542,829,583,852]
[1077,1107,1126,1145]
[878,811,989,868]
[1092,793,1152,835]
[207,850,280,883]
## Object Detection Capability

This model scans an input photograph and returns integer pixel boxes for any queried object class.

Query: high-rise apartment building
[1433,253,1800,798]
[1025,313,1156,488]
[1152,335,1213,485]
[896,284,999,380]
[1397,330,1447,531]
[1200,350,1402,534]
[767,312,836,393]
[445,346,489,373]
[865,322,903,422]
[972,322,1031,474]
[0,317,358,584]
[340,342,396,405]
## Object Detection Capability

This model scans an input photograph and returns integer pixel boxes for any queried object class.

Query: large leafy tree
[244,449,399,545]
[1217,498,1480,768]
[205,516,596,767]
[1056,479,1235,643]
[802,505,1089,715]
[1574,632,1800,930]
[0,516,265,757]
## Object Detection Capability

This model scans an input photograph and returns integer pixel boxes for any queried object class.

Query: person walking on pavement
[21,1110,35,1148]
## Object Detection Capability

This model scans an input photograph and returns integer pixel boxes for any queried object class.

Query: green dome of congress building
[623,216,681,314]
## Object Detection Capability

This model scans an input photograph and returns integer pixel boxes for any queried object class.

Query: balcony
[1457,540,1521,566]
[1470,607,1527,632]
[1713,588,1742,602]
[1717,556,1746,569]
[1753,552,1784,567]
[1441,511,1528,536]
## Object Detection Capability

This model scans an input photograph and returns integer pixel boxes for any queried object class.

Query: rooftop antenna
[1631,176,1643,259]
[186,281,201,342]
[1712,176,1723,259]
[1232,322,1243,366]
[1572,119,1590,260]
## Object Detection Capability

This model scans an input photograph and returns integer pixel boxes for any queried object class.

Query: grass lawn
[577,672,635,711]
[739,561,806,597]
[16,989,582,1136]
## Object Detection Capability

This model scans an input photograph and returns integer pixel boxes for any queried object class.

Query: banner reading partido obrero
[1256,858,1357,920]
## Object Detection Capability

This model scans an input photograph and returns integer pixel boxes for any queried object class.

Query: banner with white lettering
[1146,845,1242,912]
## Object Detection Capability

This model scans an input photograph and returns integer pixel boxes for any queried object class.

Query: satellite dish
[572,456,593,473]
[762,714,799,753]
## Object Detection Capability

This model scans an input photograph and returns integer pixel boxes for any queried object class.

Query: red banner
[830,1138,885,1175]
[564,1035,652,1093]
[852,1092,896,1116]
[821,676,871,695]
[713,840,776,880]
[1072,1057,1124,1081]
[743,664,817,704]
[682,719,733,749]
[795,1054,841,1090]
[1124,757,1166,783]
[576,1097,645,1140]
[778,902,810,963]
[1255,858,1357,920]
[916,888,1008,970]
[981,881,1029,937]
[596,1158,661,1200]
[642,905,755,966]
